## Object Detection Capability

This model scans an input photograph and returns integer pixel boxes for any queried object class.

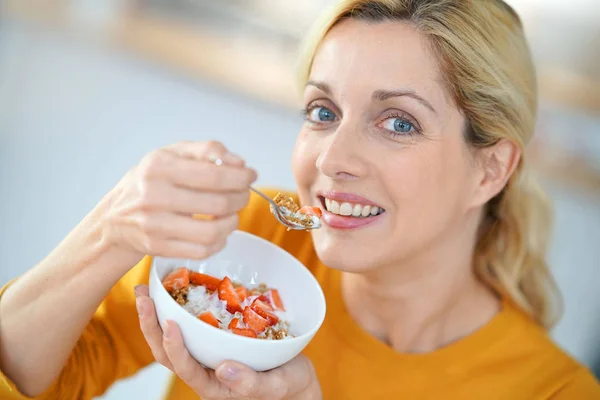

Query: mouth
[319,196,385,217]
[317,190,385,217]
[315,190,386,230]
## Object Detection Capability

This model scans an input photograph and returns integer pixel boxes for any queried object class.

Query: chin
[311,234,381,274]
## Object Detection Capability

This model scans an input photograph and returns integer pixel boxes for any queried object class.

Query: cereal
[162,268,293,340]
[273,192,323,230]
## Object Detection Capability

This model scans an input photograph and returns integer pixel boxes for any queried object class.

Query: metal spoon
[249,187,320,231]
[208,154,320,231]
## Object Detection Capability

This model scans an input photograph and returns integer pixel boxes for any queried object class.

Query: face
[292,20,485,273]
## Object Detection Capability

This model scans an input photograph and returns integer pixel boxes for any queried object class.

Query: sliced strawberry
[218,277,242,314]
[232,328,257,338]
[162,267,190,292]
[254,297,274,311]
[228,317,240,330]
[269,289,285,311]
[198,311,220,328]
[235,286,250,302]
[242,306,269,333]
[251,299,279,326]
[298,206,322,218]
[189,272,221,291]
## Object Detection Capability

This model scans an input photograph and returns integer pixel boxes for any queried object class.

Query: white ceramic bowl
[149,230,327,371]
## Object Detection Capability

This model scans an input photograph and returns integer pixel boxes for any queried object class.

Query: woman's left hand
[134,285,322,399]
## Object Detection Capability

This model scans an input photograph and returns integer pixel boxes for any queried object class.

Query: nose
[316,121,367,181]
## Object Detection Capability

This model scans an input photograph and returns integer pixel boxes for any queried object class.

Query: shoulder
[497,303,600,397]
[550,367,600,399]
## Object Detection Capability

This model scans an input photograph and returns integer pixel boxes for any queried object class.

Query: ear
[472,139,521,206]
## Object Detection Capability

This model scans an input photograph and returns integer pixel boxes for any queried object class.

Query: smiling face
[292,20,486,273]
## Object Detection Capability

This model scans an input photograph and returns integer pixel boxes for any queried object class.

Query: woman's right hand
[100,140,257,263]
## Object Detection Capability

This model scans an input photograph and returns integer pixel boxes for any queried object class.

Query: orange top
[1,189,599,399]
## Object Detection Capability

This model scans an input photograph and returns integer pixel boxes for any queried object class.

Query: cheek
[389,142,475,224]
[382,147,441,205]
[291,129,318,188]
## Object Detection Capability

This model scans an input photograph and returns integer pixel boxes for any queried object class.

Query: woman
[1,0,599,398]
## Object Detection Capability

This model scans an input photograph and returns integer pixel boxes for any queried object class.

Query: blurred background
[0,0,598,398]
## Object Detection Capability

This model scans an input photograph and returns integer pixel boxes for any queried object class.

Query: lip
[320,208,384,230]
[317,190,381,207]
[315,190,385,230]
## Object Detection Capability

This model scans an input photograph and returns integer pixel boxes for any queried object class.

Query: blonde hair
[298,0,561,329]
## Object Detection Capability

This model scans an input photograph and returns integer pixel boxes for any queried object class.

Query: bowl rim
[150,230,327,345]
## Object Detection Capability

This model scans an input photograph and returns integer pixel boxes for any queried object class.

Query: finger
[163,214,238,246]
[140,146,256,192]
[135,295,174,369]
[162,321,231,397]
[215,356,315,399]
[135,212,237,246]
[150,184,250,216]
[163,157,257,192]
[133,284,149,297]
[165,141,245,167]
[148,239,226,260]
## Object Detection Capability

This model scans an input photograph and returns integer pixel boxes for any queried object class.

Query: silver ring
[208,154,223,166]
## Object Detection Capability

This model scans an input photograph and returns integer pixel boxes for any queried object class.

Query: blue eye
[381,117,415,134]
[307,106,336,123]
[394,119,413,133]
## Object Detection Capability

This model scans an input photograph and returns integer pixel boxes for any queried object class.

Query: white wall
[0,20,598,399]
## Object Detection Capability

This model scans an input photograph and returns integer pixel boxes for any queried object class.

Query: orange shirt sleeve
[0,188,293,399]
[0,257,156,400]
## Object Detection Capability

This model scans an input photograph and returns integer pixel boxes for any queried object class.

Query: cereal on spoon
[272,192,322,231]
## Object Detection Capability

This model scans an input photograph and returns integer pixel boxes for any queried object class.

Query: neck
[341,213,500,353]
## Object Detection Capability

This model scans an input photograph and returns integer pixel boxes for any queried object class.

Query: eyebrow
[372,89,437,114]
[306,80,332,95]
[306,80,437,115]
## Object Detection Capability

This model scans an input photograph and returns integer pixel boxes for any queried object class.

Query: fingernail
[249,167,258,181]
[133,285,143,297]
[163,321,171,340]
[220,366,241,382]
[223,152,244,164]
[135,298,144,317]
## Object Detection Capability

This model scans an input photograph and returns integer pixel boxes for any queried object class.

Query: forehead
[309,19,445,100]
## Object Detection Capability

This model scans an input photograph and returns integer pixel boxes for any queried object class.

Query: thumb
[215,356,314,399]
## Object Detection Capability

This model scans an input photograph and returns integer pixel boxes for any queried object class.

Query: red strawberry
[269,289,285,311]
[190,272,221,291]
[228,317,240,330]
[251,299,279,326]
[218,277,242,314]
[198,311,219,328]
[232,328,257,338]
[242,306,269,333]
[298,206,322,218]
[254,296,274,310]
[235,286,250,302]
[162,267,190,292]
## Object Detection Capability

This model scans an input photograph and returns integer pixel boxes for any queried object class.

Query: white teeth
[361,205,371,217]
[339,202,353,216]
[323,197,384,218]
[329,200,340,214]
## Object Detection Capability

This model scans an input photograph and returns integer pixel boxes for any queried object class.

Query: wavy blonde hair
[298,0,561,329]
